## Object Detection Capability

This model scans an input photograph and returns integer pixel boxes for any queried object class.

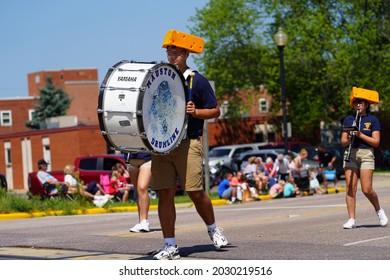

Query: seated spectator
[255,157,270,194]
[309,166,326,195]
[265,157,275,177]
[36,159,67,195]
[218,172,238,203]
[239,175,253,202]
[111,164,135,202]
[269,180,285,199]
[63,164,109,207]
[283,177,300,198]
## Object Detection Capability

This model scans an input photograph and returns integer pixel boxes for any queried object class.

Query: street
[0,175,390,260]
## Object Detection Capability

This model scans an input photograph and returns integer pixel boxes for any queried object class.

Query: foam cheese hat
[349,86,379,108]
[162,29,204,54]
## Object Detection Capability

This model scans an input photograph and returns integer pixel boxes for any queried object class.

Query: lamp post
[273,27,288,155]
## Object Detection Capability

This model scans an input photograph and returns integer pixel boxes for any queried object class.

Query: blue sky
[0,0,209,98]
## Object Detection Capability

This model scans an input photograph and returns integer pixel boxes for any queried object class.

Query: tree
[26,76,72,129]
[189,0,390,140]
[189,0,275,119]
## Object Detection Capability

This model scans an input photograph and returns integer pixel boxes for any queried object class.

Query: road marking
[343,236,390,246]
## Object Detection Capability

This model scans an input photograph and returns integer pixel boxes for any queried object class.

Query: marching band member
[151,30,228,260]
[341,87,388,229]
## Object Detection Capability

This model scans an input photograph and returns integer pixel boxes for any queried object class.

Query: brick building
[27,68,99,125]
[0,68,105,192]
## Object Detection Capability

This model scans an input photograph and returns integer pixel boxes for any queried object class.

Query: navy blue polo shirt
[342,114,380,148]
[186,71,218,139]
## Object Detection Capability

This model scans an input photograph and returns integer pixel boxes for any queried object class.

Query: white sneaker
[208,227,228,250]
[377,209,388,227]
[153,244,180,260]
[343,218,356,229]
[104,194,115,199]
[130,220,150,232]
[93,197,108,207]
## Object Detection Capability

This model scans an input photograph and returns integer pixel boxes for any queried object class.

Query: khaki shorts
[151,138,203,192]
[127,159,151,172]
[343,148,375,170]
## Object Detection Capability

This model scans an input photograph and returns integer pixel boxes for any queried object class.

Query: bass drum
[98,61,188,154]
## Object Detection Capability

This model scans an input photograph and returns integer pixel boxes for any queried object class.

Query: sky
[0,0,210,99]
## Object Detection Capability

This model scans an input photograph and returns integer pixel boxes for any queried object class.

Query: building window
[28,109,36,121]
[259,98,268,113]
[4,141,11,167]
[35,75,40,83]
[1,110,12,126]
[220,101,229,118]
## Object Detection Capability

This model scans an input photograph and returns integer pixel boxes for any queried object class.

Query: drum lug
[140,132,147,139]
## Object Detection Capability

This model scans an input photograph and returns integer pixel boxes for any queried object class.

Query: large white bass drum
[98,61,188,154]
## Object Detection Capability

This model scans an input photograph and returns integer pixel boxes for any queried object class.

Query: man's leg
[158,188,177,238]
[188,190,215,225]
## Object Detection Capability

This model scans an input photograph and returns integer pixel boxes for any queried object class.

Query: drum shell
[98,61,188,154]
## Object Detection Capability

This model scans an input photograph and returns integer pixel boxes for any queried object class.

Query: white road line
[215,204,345,211]
[343,236,390,246]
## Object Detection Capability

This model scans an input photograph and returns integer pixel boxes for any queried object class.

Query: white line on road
[343,236,390,246]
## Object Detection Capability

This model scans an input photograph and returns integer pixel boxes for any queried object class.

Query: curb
[0,187,345,221]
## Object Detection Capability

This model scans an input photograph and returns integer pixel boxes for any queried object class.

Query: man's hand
[186,101,197,117]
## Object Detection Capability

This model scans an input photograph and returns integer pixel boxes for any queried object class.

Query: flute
[343,110,359,162]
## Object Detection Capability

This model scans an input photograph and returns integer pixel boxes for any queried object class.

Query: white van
[208,143,268,172]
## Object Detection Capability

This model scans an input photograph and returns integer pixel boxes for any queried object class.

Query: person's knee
[362,188,375,196]
[188,190,205,200]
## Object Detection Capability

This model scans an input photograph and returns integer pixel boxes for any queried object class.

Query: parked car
[234,149,319,175]
[207,143,267,187]
[259,142,317,160]
[208,143,268,172]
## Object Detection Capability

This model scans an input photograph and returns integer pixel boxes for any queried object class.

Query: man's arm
[186,102,220,119]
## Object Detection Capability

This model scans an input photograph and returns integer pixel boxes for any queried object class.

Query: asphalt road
[0,175,389,260]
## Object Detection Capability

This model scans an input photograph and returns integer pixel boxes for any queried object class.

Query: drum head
[139,63,187,154]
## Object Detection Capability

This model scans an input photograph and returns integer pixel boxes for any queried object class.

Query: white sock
[232,197,236,202]
[164,238,176,247]
[207,223,216,232]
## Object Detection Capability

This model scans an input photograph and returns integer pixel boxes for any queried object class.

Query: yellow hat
[162,29,204,54]
[349,86,379,108]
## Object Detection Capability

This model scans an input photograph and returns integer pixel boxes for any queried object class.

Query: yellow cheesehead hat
[162,29,204,54]
[349,87,379,108]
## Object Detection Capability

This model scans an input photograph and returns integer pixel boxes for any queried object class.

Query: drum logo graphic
[148,80,180,150]
[141,64,185,153]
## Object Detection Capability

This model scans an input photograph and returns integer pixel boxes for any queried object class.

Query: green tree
[189,0,275,119]
[189,0,390,139]
[26,76,72,129]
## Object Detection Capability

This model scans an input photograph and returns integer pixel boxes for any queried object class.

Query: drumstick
[189,72,195,101]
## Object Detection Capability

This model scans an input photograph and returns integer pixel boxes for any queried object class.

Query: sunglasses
[353,99,366,105]
[166,49,186,56]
